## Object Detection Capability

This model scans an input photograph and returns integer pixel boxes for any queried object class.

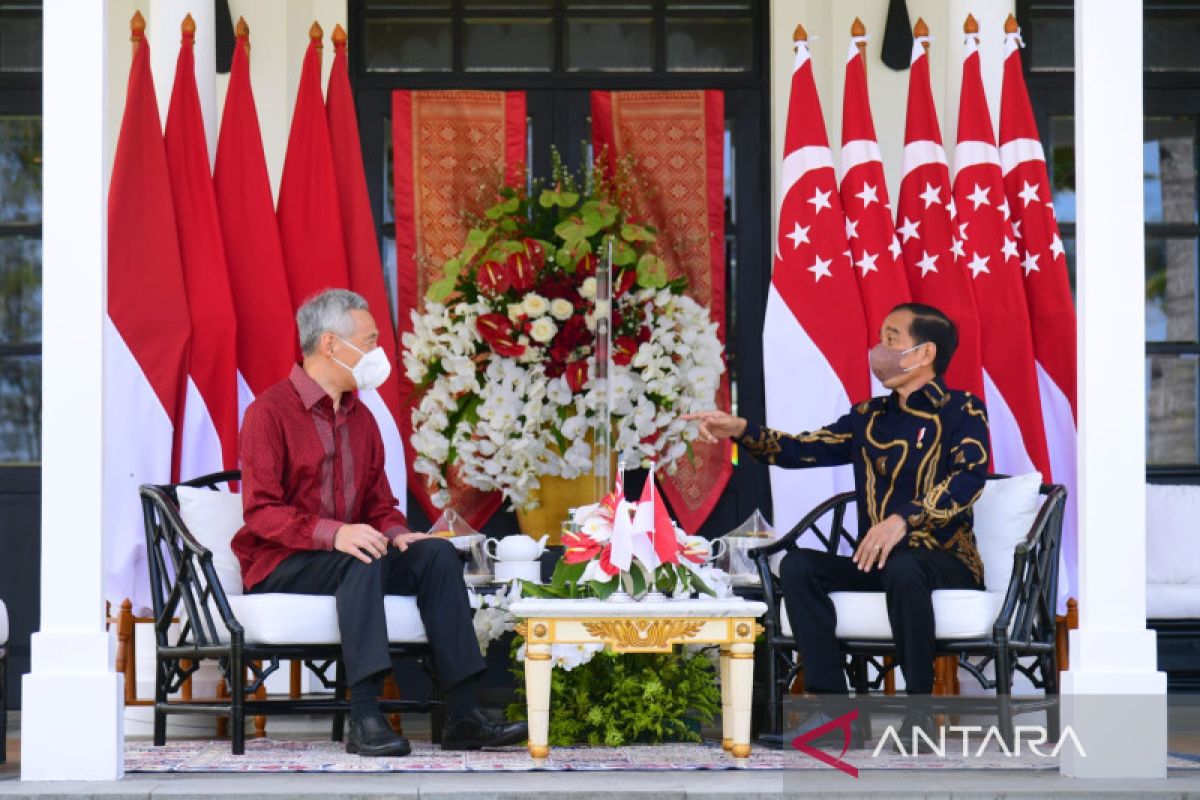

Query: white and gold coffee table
[509,597,767,766]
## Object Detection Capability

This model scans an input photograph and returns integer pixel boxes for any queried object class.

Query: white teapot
[485,534,549,562]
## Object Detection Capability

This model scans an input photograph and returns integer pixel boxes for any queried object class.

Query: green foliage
[506,644,721,746]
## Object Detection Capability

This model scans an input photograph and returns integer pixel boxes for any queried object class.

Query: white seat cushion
[1147,484,1200,587]
[781,590,1004,640]
[176,486,246,595]
[224,593,427,645]
[1147,583,1200,619]
[973,472,1043,592]
[0,598,8,645]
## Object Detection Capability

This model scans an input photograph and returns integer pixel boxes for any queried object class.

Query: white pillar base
[21,632,124,781]
[1059,629,1167,779]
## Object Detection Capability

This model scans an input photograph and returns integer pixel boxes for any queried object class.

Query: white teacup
[494,560,542,584]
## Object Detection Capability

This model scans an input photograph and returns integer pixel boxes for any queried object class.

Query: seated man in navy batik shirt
[686,303,989,745]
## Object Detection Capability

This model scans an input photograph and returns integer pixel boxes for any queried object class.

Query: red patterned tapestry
[591,90,732,533]
[392,90,526,527]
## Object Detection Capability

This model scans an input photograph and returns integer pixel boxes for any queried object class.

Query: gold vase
[515,438,618,546]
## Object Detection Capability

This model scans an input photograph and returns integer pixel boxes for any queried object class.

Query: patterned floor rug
[122,738,1200,773]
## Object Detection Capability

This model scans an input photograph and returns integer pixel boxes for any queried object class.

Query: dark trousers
[250,538,486,689]
[779,546,980,696]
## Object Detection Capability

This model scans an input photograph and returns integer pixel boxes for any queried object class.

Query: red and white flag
[1001,24,1078,610]
[897,36,985,400]
[214,20,297,414]
[277,25,350,309]
[165,18,239,481]
[763,30,870,538]
[104,18,192,609]
[327,26,407,508]
[839,35,911,385]
[953,26,1051,481]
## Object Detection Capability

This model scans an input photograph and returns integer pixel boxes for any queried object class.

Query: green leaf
[627,567,646,596]
[611,239,638,267]
[588,577,619,600]
[466,226,494,247]
[426,276,457,303]
[620,223,656,243]
[636,253,669,290]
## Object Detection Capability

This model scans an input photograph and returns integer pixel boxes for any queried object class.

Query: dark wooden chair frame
[0,633,7,764]
[139,470,444,755]
[750,477,1067,743]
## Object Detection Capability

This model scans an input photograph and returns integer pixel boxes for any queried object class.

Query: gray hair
[297,289,370,356]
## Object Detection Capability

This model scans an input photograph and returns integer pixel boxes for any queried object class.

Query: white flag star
[998,198,1011,220]
[966,183,990,210]
[1018,180,1041,207]
[1012,219,1023,239]
[807,187,832,214]
[785,221,810,249]
[808,254,833,281]
[947,197,957,219]
[919,182,942,209]
[1002,237,1020,260]
[916,250,939,277]
[967,252,991,278]
[897,216,921,243]
[958,221,970,241]
[845,217,859,239]
[855,251,879,276]
[855,182,879,208]
[888,236,903,260]
[950,238,966,259]
[1022,251,1041,276]
[1050,233,1065,259]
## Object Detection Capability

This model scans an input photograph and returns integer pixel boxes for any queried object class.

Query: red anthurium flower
[507,251,535,291]
[597,543,619,577]
[477,259,510,296]
[612,336,638,367]
[476,313,525,358]
[637,325,652,344]
[562,531,601,564]
[523,238,546,269]
[680,540,708,565]
[615,267,636,296]
[575,253,597,277]
[564,360,589,393]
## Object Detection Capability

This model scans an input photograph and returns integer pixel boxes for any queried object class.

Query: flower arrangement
[401,154,725,511]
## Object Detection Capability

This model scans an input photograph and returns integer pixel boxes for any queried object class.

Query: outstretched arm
[683,409,854,469]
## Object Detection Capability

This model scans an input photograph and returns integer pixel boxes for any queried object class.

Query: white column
[149,0,217,163]
[1060,2,1167,780]
[21,0,124,781]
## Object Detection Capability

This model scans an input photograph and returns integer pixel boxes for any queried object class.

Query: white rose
[550,298,575,321]
[529,317,558,344]
[522,293,550,318]
[507,303,524,322]
[580,277,597,300]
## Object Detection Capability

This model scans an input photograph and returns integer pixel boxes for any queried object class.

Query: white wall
[769,0,1015,239]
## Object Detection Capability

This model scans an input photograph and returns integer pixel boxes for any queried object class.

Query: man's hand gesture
[852,514,907,572]
[391,531,434,552]
[334,523,389,564]
[681,410,748,444]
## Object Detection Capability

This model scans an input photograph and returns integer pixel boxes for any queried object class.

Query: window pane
[466,0,552,8]
[666,17,752,72]
[1148,353,1199,465]
[1028,14,1073,72]
[1144,14,1200,71]
[382,236,399,328]
[364,0,450,9]
[0,14,41,73]
[566,18,653,72]
[1144,116,1197,225]
[1048,116,1075,224]
[364,18,452,72]
[0,236,40,344]
[0,354,40,465]
[464,18,553,72]
[668,0,752,9]
[566,1,651,8]
[0,116,41,224]
[1146,237,1198,343]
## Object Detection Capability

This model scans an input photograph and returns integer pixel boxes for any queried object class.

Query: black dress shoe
[758,710,866,751]
[440,707,528,750]
[346,713,412,757]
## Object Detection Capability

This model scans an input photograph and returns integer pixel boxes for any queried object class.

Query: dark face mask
[869,342,924,384]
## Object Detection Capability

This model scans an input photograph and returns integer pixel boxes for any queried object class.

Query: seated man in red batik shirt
[232,289,526,757]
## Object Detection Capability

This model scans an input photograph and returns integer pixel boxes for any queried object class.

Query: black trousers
[779,546,981,696]
[250,538,486,689]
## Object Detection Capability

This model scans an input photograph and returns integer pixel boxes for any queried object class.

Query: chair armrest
[991,483,1067,644]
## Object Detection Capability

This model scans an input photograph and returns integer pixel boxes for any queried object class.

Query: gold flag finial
[309,20,324,46]
[914,17,930,54]
[182,12,196,37]
[131,10,146,44]
[964,14,979,35]
[1004,14,1020,34]
[793,23,808,43]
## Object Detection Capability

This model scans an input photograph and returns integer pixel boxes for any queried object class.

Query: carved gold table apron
[508,598,768,766]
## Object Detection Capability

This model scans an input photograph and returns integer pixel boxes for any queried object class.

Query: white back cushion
[1146,484,1200,585]
[972,472,1043,592]
[176,486,245,595]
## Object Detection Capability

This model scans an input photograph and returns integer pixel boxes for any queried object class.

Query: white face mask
[333,337,392,391]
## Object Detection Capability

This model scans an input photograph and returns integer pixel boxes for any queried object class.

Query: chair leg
[764,645,779,735]
[331,660,346,743]
[995,645,1014,746]
[1041,652,1060,739]
[153,659,168,747]
[430,678,445,746]
[230,653,246,756]
[1,650,8,765]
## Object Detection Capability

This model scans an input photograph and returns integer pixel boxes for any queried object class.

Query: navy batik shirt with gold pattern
[736,378,990,586]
